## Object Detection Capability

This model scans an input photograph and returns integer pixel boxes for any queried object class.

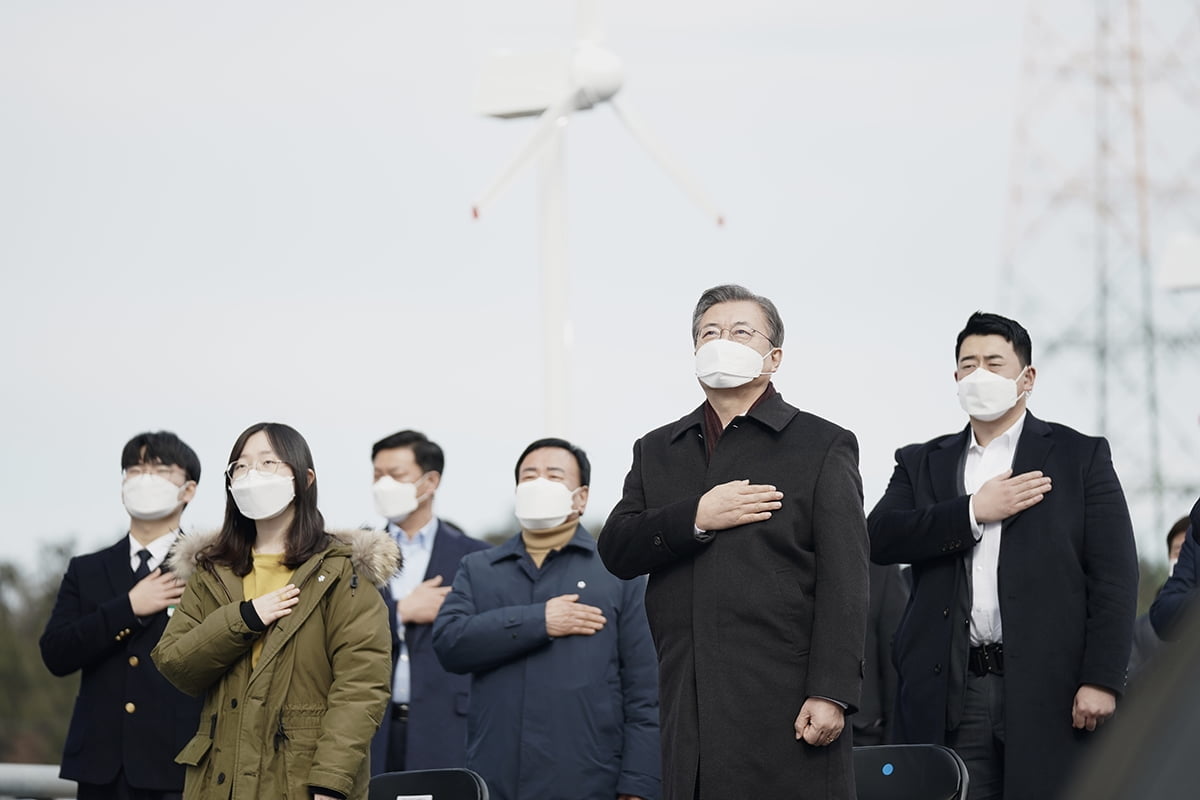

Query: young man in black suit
[41,431,204,800]
[869,312,1138,800]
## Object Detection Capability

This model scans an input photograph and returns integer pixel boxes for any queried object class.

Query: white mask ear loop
[763,346,780,375]
[1014,365,1031,400]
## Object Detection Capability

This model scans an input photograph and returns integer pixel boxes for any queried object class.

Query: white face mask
[514,477,579,531]
[1169,558,1179,577]
[373,474,429,522]
[122,474,185,521]
[230,470,295,520]
[695,339,774,389]
[957,366,1029,422]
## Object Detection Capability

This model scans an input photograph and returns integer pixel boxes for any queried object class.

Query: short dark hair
[203,422,328,577]
[121,431,201,483]
[371,430,445,475]
[514,438,591,487]
[1168,516,1191,554]
[692,284,785,347]
[956,311,1033,367]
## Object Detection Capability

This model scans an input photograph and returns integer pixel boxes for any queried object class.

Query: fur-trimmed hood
[166,528,400,588]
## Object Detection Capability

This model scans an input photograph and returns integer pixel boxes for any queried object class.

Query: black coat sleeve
[598,437,709,580]
[40,555,140,677]
[868,445,975,566]
[1078,437,1139,694]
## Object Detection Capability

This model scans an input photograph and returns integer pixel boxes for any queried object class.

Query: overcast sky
[2,1,1195,577]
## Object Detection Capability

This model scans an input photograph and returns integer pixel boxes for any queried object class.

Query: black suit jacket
[40,536,202,790]
[369,520,490,772]
[869,413,1138,800]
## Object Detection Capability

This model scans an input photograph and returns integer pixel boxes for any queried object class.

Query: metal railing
[0,764,74,800]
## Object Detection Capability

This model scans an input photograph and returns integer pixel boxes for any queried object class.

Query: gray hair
[691,284,785,347]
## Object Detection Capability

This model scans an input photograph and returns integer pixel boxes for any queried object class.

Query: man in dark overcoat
[868,312,1138,800]
[599,284,869,800]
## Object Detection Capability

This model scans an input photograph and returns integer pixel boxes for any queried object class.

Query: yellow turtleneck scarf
[521,519,579,567]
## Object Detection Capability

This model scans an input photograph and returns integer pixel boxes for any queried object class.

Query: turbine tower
[1000,0,1200,552]
[471,0,723,437]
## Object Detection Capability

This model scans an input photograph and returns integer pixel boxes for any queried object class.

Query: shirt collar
[129,529,180,562]
[969,411,1028,453]
[388,516,438,550]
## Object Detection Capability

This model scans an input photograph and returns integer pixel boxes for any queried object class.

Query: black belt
[391,702,409,721]
[968,643,1004,677]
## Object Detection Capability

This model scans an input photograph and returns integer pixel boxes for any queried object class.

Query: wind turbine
[471,0,723,437]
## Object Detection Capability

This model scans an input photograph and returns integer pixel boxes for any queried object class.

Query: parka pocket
[175,733,213,767]
[278,706,325,794]
[280,724,319,793]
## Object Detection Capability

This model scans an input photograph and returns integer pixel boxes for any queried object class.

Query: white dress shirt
[388,516,438,704]
[127,529,180,573]
[964,412,1027,647]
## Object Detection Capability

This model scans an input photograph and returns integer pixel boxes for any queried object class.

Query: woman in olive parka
[154,422,398,800]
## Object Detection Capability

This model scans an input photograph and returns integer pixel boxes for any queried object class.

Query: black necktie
[133,549,152,581]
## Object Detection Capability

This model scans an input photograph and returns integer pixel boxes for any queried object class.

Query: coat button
[653,535,664,547]
[128,656,139,667]
[217,773,225,785]
[942,608,949,618]
[230,699,238,709]
[125,702,136,714]
[933,664,942,675]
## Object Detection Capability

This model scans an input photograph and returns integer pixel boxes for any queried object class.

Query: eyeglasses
[124,464,182,480]
[696,325,773,347]
[226,459,290,481]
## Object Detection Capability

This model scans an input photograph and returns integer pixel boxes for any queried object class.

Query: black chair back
[853,744,968,800]
[368,768,489,800]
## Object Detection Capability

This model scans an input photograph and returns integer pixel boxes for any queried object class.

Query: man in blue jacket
[433,438,661,800]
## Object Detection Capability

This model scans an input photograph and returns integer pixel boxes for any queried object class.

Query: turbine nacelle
[570,43,623,109]
[471,2,722,226]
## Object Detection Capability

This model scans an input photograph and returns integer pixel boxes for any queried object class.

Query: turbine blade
[576,0,604,44]
[609,97,725,225]
[472,90,579,219]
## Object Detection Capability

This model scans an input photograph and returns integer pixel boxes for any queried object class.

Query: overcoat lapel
[1004,414,1054,532]
[667,405,714,491]
[929,427,970,503]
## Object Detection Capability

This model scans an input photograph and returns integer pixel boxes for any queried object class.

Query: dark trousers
[385,702,409,773]
[77,769,182,800]
[947,671,1006,800]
